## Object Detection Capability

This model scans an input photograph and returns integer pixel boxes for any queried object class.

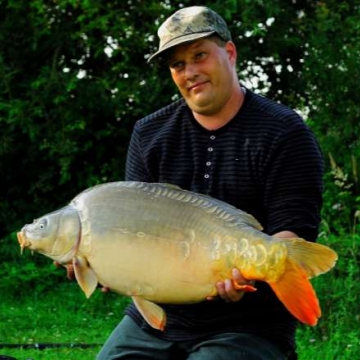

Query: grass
[296,233,360,359]
[0,279,130,360]
[297,326,360,360]
[1,233,360,359]
[0,347,101,360]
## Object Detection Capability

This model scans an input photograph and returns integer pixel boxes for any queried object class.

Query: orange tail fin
[269,261,321,326]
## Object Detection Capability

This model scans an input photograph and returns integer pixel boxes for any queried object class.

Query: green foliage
[1,0,359,238]
[296,233,360,359]
[0,232,66,297]
[302,1,360,234]
[0,0,174,237]
[321,154,360,235]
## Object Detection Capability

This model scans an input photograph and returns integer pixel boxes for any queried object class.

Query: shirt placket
[203,134,216,191]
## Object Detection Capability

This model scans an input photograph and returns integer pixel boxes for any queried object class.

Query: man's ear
[225,41,237,65]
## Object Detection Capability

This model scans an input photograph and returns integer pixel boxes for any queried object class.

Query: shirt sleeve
[263,122,324,241]
[125,122,154,182]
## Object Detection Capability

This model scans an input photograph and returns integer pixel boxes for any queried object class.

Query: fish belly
[84,229,235,303]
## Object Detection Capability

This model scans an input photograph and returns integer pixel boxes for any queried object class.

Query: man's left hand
[207,268,255,303]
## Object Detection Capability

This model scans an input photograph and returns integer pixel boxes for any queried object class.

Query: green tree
[0,0,170,237]
[301,0,360,234]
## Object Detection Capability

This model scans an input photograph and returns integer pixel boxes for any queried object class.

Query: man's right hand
[54,261,75,280]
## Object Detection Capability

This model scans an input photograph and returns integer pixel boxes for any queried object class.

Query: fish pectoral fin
[73,256,98,298]
[132,296,166,331]
[269,261,321,326]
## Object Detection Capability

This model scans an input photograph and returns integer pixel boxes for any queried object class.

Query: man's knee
[187,332,288,360]
[96,316,174,360]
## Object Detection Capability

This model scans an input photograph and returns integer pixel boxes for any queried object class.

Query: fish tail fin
[281,238,338,279]
[269,261,320,326]
[269,238,338,326]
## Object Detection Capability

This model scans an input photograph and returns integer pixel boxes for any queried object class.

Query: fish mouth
[17,231,31,254]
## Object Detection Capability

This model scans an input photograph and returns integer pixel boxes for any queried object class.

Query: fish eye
[38,218,48,230]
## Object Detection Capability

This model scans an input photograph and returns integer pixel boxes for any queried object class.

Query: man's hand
[207,268,256,303]
[207,231,297,303]
[54,261,75,280]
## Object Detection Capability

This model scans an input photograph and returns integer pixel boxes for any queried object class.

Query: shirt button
[206,161,212,166]
[210,135,216,140]
[204,174,210,179]
[208,147,213,152]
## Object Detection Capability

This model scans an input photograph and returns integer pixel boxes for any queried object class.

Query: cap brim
[148,31,215,62]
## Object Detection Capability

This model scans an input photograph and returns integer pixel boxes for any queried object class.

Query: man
[97,6,324,360]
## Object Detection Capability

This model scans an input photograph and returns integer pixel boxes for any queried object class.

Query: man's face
[167,38,237,116]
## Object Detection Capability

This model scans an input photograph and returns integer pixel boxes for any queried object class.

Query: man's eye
[171,61,184,70]
[195,52,207,61]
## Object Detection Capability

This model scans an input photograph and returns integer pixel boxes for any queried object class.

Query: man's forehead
[166,38,213,60]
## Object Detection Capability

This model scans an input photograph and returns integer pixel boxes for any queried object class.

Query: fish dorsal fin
[147,182,263,231]
[132,296,167,331]
[73,256,98,298]
[156,183,182,190]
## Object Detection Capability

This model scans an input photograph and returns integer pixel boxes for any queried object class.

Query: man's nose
[184,62,199,80]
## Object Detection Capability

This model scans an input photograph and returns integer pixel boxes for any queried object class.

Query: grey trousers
[96,316,289,360]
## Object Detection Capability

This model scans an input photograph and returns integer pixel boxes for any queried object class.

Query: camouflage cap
[148,6,232,62]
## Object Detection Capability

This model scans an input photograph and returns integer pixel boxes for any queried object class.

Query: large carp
[17,181,337,330]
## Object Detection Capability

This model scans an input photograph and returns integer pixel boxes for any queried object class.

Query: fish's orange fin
[132,296,166,331]
[73,256,98,298]
[276,237,338,279]
[269,261,321,326]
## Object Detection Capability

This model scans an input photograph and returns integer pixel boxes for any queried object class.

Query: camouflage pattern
[148,6,232,62]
